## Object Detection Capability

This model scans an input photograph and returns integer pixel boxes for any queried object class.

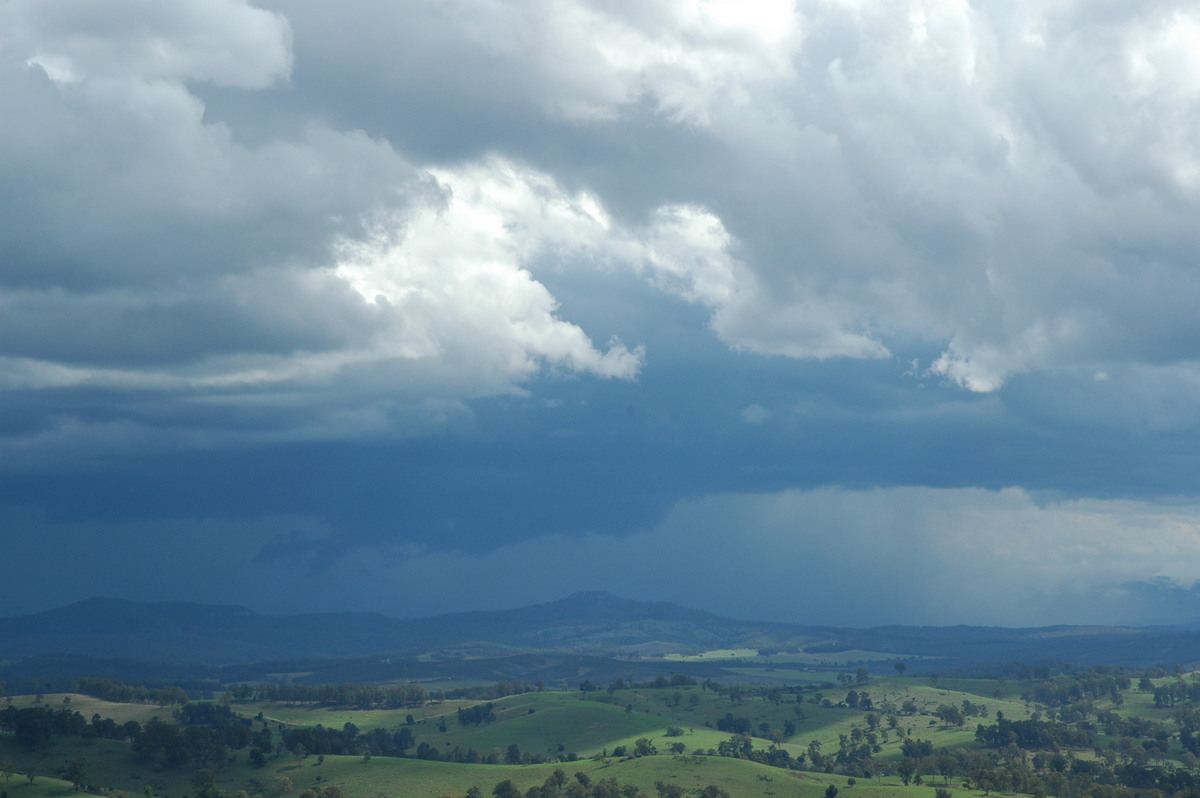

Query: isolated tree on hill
[492,779,521,798]
[63,759,87,791]
[191,769,214,798]
[543,770,567,793]
[654,782,684,798]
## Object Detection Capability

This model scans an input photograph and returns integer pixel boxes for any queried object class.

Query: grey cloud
[7,486,1199,626]
[260,0,1200,393]
[5,0,1200,520]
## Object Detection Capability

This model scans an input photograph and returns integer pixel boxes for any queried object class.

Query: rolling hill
[4,592,1200,681]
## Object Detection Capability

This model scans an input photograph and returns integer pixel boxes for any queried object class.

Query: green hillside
[4,668,1198,798]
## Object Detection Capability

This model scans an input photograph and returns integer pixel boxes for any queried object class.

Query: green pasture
[239,699,479,731]
[377,679,1037,763]
[5,695,168,726]
[6,674,1184,798]
[0,773,87,798]
[0,735,168,796]
[211,753,936,798]
[666,649,916,667]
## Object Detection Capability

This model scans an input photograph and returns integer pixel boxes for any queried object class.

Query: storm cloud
[4,0,1200,626]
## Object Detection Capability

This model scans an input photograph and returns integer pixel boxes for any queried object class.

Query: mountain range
[4,592,1200,686]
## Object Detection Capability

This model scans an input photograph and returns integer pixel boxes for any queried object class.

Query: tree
[895,662,908,676]
[654,782,684,798]
[63,758,87,791]
[192,768,215,798]
[824,785,839,798]
[492,779,521,798]
[935,704,965,728]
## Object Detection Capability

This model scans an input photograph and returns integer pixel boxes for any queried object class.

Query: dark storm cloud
[6,0,1200,625]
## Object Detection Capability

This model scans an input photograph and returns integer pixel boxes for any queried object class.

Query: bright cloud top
[334,0,1200,390]
[6,0,1200,434]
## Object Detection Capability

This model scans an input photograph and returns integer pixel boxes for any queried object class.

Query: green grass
[6,695,169,726]
[0,735,169,796]
[239,700,477,731]
[242,753,988,798]
[0,773,88,798]
[666,649,918,667]
[3,676,1162,798]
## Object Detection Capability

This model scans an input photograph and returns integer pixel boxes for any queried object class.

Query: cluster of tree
[581,674,697,693]
[409,740,571,765]
[132,716,246,769]
[1151,679,1200,708]
[227,682,431,708]
[1097,710,1167,740]
[843,690,873,709]
[1173,709,1200,756]
[974,718,1098,750]
[470,768,730,798]
[700,734,797,769]
[933,700,989,727]
[457,702,496,726]
[281,722,414,759]
[0,701,261,769]
[714,713,750,734]
[1022,670,1131,707]
[0,705,140,749]
[444,681,544,701]
[74,677,190,706]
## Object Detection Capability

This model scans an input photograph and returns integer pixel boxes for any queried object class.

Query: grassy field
[0,673,1168,798]
[5,695,171,726]
[244,699,480,731]
[666,649,918,667]
[208,752,922,798]
[0,773,88,798]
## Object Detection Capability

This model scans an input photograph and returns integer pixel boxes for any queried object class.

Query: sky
[5,0,1200,628]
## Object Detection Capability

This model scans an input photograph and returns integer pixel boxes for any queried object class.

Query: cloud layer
[8,486,1200,627]
[7,2,1200,436]
[6,1,1200,624]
